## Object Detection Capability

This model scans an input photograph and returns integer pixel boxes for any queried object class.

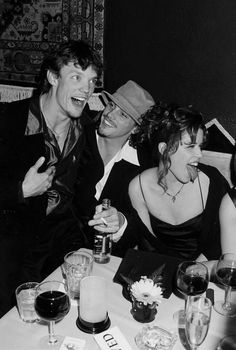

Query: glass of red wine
[176,261,209,315]
[214,253,236,317]
[35,280,71,349]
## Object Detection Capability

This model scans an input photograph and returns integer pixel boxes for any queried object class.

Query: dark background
[104,0,236,140]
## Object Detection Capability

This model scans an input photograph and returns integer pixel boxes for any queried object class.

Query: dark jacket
[0,96,92,230]
[0,96,90,316]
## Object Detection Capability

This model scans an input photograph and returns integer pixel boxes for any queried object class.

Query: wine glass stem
[185,295,191,313]
[223,286,232,310]
[48,321,57,344]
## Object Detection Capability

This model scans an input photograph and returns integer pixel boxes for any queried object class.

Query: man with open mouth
[0,40,102,317]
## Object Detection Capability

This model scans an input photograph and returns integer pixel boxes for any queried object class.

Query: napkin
[113,249,182,299]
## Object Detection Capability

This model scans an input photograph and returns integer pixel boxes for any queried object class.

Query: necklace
[165,183,185,203]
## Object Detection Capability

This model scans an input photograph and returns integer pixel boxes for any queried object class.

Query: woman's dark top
[149,213,202,259]
[229,187,236,207]
[113,163,229,260]
[139,171,204,260]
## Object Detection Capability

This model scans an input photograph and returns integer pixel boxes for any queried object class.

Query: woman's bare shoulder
[220,192,235,212]
[140,167,157,180]
[129,167,157,191]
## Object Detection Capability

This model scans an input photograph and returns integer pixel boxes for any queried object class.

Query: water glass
[63,250,93,300]
[15,282,39,323]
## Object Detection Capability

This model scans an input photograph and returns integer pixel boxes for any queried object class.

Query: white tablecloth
[0,254,235,350]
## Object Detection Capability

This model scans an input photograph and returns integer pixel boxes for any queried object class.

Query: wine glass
[35,281,71,349]
[214,253,236,317]
[185,296,212,350]
[176,261,209,315]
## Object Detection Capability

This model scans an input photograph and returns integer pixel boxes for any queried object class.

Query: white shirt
[95,132,139,200]
[95,132,140,241]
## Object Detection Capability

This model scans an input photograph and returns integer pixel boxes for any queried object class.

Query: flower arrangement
[120,263,165,304]
[130,276,163,305]
[120,264,165,322]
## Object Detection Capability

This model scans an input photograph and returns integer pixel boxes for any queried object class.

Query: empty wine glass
[185,296,212,350]
[176,261,209,314]
[214,253,236,317]
[35,281,71,349]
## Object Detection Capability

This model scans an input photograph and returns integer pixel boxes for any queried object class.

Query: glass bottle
[93,198,112,264]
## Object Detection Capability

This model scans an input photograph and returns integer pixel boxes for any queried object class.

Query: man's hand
[22,157,56,198]
[88,204,120,233]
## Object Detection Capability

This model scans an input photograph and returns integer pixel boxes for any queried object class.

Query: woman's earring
[158,142,167,155]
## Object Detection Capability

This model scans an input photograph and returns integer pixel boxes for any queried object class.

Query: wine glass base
[38,335,65,349]
[214,301,236,317]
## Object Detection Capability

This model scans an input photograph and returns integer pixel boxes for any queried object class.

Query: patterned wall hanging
[0,0,105,87]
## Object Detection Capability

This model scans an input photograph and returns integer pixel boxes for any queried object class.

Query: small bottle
[93,198,112,264]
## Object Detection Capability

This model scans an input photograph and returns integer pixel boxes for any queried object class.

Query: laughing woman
[114,102,229,262]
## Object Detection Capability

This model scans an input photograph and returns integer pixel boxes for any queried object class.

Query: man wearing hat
[73,80,154,250]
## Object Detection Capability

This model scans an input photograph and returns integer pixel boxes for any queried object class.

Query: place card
[59,336,86,350]
[94,326,132,350]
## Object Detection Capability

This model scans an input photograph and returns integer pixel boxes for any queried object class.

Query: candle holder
[76,313,111,334]
[131,297,158,323]
[130,276,163,323]
[76,276,111,334]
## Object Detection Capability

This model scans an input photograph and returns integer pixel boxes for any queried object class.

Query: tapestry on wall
[0,0,105,87]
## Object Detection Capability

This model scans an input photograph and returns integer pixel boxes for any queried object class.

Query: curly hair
[37,40,103,93]
[133,101,207,189]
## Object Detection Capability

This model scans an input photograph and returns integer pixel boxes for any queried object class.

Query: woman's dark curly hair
[37,40,103,93]
[132,101,207,189]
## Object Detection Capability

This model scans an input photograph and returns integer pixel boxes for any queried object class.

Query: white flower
[130,276,163,305]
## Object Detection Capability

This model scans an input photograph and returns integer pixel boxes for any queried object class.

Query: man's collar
[96,131,139,166]
[118,140,139,165]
